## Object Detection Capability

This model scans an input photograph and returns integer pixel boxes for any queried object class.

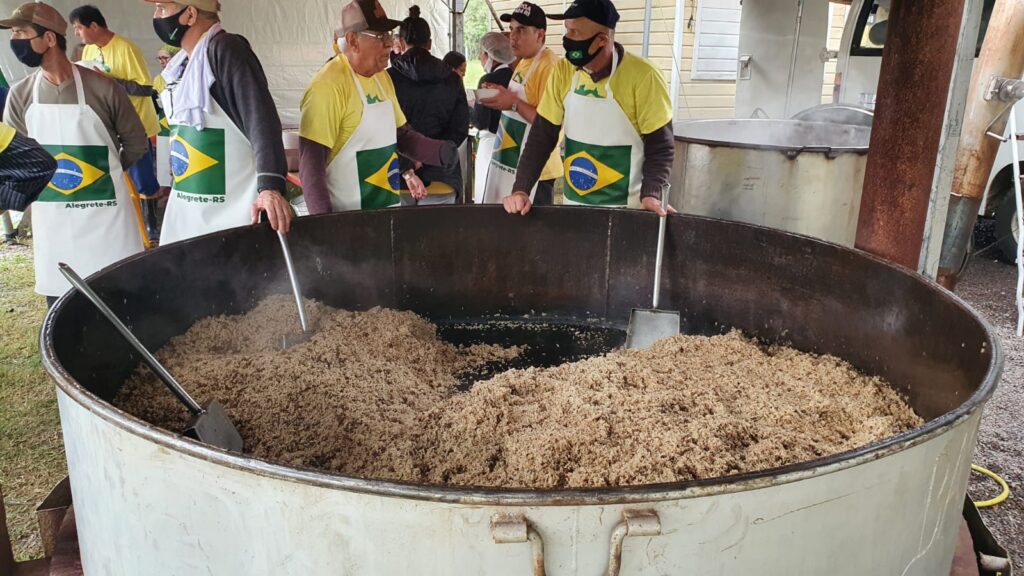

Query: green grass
[464,59,485,89]
[0,244,66,560]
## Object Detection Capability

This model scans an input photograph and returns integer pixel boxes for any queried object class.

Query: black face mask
[563,33,600,68]
[10,37,45,68]
[153,8,190,47]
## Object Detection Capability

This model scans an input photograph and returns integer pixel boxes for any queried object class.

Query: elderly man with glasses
[298,0,457,214]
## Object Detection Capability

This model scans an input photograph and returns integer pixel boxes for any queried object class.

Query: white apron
[28,67,143,296]
[561,50,644,209]
[155,104,171,187]
[159,83,259,244]
[472,62,508,204]
[325,67,400,211]
[480,51,546,204]
[473,130,495,203]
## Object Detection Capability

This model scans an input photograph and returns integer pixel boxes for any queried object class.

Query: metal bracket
[983,76,1024,142]
[606,510,662,576]
[985,75,1024,103]
[491,514,546,576]
[738,54,752,80]
[820,48,839,63]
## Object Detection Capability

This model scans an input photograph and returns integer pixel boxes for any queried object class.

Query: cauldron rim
[40,208,1004,506]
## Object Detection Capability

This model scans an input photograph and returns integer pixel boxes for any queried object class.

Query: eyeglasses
[360,31,394,44]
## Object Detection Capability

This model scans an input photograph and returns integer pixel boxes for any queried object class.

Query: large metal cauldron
[671,119,870,247]
[42,207,999,575]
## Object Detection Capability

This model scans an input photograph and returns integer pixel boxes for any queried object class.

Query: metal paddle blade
[279,330,312,351]
[625,308,680,350]
[186,401,244,453]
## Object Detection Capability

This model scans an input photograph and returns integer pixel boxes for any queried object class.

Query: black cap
[500,2,546,30]
[339,0,401,34]
[549,0,620,29]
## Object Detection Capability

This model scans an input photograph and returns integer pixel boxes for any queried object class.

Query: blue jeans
[129,140,160,199]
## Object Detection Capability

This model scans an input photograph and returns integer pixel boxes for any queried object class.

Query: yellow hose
[123,174,153,250]
[971,464,1010,508]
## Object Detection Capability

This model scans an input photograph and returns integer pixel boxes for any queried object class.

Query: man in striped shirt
[0,122,57,213]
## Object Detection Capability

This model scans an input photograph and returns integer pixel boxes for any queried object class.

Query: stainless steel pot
[672,119,871,247]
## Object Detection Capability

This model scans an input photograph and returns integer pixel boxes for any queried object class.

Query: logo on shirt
[357,144,401,210]
[563,138,631,206]
[169,125,226,196]
[574,83,604,98]
[493,114,527,170]
[37,145,115,203]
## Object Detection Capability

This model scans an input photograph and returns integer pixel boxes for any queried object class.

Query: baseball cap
[338,0,401,35]
[142,0,221,12]
[549,0,620,29]
[0,2,68,35]
[499,2,546,30]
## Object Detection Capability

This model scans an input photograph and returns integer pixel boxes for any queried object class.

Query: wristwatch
[402,170,416,182]
[511,100,518,114]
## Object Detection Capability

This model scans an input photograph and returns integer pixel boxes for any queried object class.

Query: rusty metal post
[855,0,968,269]
[937,0,1024,289]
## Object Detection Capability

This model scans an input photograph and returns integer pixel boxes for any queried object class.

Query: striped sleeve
[0,132,57,212]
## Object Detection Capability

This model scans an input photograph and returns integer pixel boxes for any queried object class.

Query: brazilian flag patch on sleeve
[37,144,115,203]
[357,144,401,210]
[170,125,226,196]
[562,137,632,206]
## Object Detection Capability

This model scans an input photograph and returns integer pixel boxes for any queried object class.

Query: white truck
[834,0,1019,262]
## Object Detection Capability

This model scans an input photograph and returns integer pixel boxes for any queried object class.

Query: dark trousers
[535,179,555,206]
[130,140,162,242]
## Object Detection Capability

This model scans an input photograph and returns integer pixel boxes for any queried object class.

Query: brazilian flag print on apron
[561,50,644,209]
[27,66,143,296]
[159,80,259,245]
[480,50,547,204]
[325,65,401,212]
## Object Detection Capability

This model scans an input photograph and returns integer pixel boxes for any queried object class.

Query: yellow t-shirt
[82,35,160,138]
[153,73,166,95]
[0,123,16,153]
[537,50,673,138]
[512,48,562,181]
[300,54,407,165]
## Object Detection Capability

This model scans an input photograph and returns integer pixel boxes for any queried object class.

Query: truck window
[851,0,994,57]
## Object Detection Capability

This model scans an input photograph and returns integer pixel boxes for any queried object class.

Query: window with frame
[692,0,743,81]
[851,0,994,58]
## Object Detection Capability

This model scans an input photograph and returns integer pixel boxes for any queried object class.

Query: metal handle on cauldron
[58,263,204,416]
[606,510,662,576]
[490,514,546,576]
[651,186,670,310]
[258,212,308,333]
[276,231,309,333]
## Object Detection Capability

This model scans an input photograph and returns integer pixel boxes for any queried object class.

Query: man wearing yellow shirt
[298,0,456,214]
[71,4,162,240]
[503,0,676,217]
[478,2,562,206]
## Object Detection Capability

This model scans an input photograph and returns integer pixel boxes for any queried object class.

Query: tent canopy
[0,0,452,125]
